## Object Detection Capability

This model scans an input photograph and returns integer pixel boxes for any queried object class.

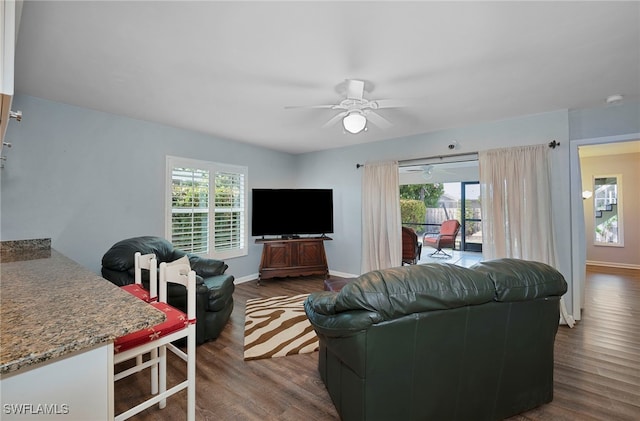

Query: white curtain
[479,144,574,326]
[361,160,402,273]
[479,144,557,263]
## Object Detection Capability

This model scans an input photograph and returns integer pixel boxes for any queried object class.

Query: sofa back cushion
[102,236,183,272]
[470,258,567,302]
[310,259,567,323]
[335,263,495,320]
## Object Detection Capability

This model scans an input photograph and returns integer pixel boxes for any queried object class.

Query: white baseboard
[234,273,259,284]
[329,269,359,278]
[234,270,359,285]
[586,260,640,270]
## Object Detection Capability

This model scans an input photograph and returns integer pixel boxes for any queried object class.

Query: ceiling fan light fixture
[343,112,367,134]
[606,94,623,105]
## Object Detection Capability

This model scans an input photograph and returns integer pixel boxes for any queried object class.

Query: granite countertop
[0,242,165,375]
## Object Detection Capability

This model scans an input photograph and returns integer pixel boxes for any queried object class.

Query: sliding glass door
[398,160,483,255]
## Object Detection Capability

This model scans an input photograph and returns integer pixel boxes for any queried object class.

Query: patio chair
[423,219,460,258]
[402,226,422,265]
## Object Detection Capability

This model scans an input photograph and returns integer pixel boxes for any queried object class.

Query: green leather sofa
[304,259,567,421]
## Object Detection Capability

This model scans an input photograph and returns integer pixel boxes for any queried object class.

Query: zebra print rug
[243,294,319,361]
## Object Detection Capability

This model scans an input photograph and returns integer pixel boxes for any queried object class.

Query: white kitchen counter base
[0,239,165,420]
[1,344,113,420]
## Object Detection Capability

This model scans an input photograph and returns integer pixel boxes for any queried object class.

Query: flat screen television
[251,189,334,238]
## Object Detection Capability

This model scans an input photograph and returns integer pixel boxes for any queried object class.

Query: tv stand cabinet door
[297,240,328,269]
[261,242,292,269]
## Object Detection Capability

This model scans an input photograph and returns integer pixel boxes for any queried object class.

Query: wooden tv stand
[256,236,331,282]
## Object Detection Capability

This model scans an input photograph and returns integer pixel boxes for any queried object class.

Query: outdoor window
[166,156,248,259]
[593,174,623,246]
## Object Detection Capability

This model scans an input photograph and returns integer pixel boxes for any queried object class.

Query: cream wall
[580,151,640,268]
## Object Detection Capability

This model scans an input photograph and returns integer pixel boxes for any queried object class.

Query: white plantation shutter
[166,156,247,259]
[214,169,245,254]
[170,167,210,253]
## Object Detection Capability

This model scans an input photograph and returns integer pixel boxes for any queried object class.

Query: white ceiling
[13,1,640,155]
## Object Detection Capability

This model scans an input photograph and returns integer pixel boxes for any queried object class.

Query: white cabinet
[0,344,114,420]
[0,92,13,146]
[1,0,23,146]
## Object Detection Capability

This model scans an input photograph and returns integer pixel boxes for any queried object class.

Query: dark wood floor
[115,268,640,420]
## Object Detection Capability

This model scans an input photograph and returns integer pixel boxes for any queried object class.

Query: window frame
[592,173,624,247]
[166,155,248,260]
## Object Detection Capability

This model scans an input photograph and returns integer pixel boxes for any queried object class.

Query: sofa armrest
[304,292,383,337]
[188,255,228,277]
[101,267,131,287]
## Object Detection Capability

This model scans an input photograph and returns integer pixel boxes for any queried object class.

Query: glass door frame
[461,181,482,252]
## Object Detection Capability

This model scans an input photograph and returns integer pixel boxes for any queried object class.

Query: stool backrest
[159,262,196,321]
[134,252,158,301]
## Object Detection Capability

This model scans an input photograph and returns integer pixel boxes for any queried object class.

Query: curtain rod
[356,151,478,169]
[399,152,479,167]
[355,140,560,169]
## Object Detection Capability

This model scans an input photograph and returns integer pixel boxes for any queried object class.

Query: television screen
[251,189,334,237]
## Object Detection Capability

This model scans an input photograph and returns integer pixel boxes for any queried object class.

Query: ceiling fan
[286,79,409,134]
[404,164,458,181]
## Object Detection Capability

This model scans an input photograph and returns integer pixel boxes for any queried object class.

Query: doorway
[569,133,640,322]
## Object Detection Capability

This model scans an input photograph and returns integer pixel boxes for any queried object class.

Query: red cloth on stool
[114,302,193,353]
[121,284,154,302]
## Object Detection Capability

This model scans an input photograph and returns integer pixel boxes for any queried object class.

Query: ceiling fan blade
[373,99,413,109]
[322,111,349,128]
[284,104,335,109]
[364,110,393,129]
[346,79,365,101]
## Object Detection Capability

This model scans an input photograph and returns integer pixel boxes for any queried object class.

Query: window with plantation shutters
[166,156,248,259]
[213,170,245,253]
[170,166,210,253]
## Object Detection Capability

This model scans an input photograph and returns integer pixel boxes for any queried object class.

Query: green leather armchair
[102,236,234,344]
[304,259,567,421]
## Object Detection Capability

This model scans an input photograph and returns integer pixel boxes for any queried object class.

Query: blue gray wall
[2,94,638,318]
[297,110,571,279]
[0,95,298,279]
[569,100,640,140]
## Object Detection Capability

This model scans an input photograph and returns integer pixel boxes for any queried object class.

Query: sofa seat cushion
[114,302,193,353]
